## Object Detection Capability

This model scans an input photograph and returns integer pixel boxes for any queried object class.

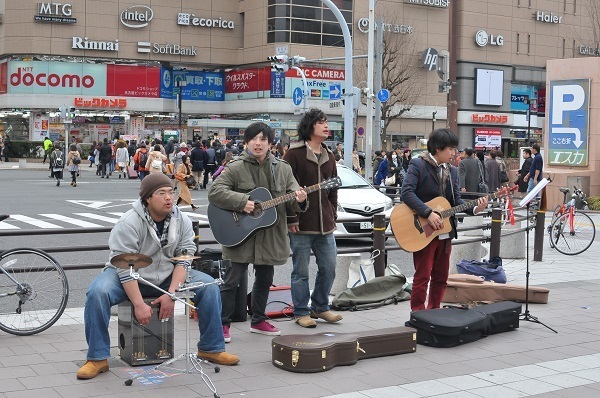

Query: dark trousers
[100,161,109,177]
[203,164,216,188]
[220,262,273,326]
[70,171,77,183]
[411,238,452,311]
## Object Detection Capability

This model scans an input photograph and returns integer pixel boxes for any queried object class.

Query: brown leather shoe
[197,351,239,365]
[295,315,317,328]
[311,310,343,323]
[76,359,109,379]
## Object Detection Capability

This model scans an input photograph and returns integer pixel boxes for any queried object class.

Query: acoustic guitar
[390,188,511,252]
[208,177,341,247]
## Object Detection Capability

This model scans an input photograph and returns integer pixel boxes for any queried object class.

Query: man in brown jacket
[283,108,342,328]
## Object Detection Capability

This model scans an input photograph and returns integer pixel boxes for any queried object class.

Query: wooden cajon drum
[118,298,174,366]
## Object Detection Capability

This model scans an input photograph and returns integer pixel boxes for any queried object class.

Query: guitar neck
[439,193,495,219]
[260,183,322,210]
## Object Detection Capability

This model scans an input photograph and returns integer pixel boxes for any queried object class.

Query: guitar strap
[270,157,280,192]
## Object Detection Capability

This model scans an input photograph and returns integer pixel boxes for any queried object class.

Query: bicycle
[0,214,69,335]
[547,187,595,255]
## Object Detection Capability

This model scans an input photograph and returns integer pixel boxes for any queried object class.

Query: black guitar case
[272,327,416,373]
[472,301,522,335]
[406,307,486,348]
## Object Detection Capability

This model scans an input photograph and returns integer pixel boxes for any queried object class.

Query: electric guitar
[390,187,512,252]
[208,177,342,247]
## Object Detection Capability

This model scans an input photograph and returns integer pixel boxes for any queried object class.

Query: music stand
[119,259,222,397]
[519,178,557,333]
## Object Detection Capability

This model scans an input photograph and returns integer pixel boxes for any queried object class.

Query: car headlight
[384,200,393,211]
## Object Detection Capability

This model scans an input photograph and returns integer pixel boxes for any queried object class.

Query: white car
[335,165,394,237]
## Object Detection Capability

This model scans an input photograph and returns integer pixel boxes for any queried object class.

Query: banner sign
[548,79,589,166]
[107,65,160,97]
[474,128,502,149]
[270,71,285,98]
[160,69,225,101]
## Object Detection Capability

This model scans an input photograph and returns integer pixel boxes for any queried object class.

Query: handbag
[174,173,185,181]
[499,160,509,183]
[477,161,488,193]
[347,250,380,288]
[456,257,507,283]
[385,173,396,186]
[185,176,197,188]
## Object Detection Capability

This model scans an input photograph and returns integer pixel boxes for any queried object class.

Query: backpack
[331,274,411,311]
[140,150,149,167]
[215,147,225,164]
[53,151,64,168]
[72,155,81,165]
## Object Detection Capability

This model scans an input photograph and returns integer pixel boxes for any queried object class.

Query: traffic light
[69,107,76,119]
[341,87,362,111]
[268,55,289,72]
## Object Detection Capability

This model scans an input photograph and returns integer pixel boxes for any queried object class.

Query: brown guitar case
[271,326,416,373]
[442,274,549,305]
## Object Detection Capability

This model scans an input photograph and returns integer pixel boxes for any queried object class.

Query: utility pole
[374,18,383,152]
[176,80,187,141]
[364,0,375,182]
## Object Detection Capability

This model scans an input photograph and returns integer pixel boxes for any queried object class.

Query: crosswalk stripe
[107,212,126,217]
[75,213,120,224]
[184,213,209,220]
[0,221,20,230]
[8,214,64,229]
[40,214,104,228]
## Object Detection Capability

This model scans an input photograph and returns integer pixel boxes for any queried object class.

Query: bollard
[533,209,545,261]
[18,159,27,168]
[372,213,386,277]
[489,208,502,258]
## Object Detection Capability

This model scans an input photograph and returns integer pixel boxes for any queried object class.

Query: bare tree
[354,22,425,148]
[585,0,600,53]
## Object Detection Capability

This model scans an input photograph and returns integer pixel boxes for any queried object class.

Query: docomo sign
[11,67,94,88]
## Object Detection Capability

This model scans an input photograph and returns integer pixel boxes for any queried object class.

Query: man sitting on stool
[77,173,239,380]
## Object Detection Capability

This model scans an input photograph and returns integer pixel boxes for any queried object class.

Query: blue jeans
[527,178,535,193]
[84,268,224,360]
[289,233,337,317]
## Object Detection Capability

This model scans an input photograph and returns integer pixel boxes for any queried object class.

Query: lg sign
[11,67,94,88]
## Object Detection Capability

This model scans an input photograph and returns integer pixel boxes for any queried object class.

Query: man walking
[524,144,543,193]
[458,147,481,193]
[283,108,342,328]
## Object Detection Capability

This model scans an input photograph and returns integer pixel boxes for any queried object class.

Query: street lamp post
[176,80,187,141]
[432,111,437,132]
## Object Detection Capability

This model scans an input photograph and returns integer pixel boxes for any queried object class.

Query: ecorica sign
[177,13,235,29]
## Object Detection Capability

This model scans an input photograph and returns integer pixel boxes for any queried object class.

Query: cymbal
[110,253,152,270]
[170,254,201,262]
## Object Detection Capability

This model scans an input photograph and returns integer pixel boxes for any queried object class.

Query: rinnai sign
[177,13,235,29]
[405,0,449,8]
[74,98,127,109]
[35,2,76,23]
[120,5,153,28]
[138,42,197,56]
[357,18,413,34]
[535,11,563,24]
[471,113,510,124]
[72,37,119,51]
[475,30,503,46]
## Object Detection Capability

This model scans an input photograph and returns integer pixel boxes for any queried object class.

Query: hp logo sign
[421,48,438,71]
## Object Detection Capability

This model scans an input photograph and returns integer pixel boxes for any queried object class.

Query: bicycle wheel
[549,212,596,256]
[548,206,563,248]
[0,248,69,336]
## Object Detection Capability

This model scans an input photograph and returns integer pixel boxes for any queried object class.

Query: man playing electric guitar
[401,128,488,311]
[208,122,307,342]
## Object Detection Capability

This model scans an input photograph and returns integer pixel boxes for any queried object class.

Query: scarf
[421,151,451,198]
[143,206,172,247]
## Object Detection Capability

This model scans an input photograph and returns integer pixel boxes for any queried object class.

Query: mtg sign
[35,2,76,23]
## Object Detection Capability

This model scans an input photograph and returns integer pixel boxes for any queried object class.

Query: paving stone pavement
[1,203,599,397]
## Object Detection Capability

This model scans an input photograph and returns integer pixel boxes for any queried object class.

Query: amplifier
[118,298,174,366]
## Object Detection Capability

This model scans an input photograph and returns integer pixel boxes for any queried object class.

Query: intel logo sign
[120,5,153,29]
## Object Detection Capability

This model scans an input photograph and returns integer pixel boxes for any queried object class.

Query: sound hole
[251,203,264,218]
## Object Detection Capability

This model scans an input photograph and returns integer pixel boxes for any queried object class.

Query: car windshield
[336,166,370,188]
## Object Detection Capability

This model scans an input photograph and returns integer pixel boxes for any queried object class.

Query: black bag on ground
[472,301,521,335]
[331,274,410,311]
[456,256,506,283]
[193,249,247,322]
[406,306,486,347]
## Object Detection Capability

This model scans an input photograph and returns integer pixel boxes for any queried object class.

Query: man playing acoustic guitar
[401,128,488,311]
[208,122,307,342]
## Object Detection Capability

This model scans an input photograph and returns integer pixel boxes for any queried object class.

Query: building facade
[0,0,596,156]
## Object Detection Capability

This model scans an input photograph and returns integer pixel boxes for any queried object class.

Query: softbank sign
[7,61,106,95]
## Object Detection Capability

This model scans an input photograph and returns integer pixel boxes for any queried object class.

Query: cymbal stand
[124,263,224,398]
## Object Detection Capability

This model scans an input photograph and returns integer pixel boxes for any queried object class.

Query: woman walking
[50,142,64,187]
[115,141,129,179]
[145,144,167,174]
[66,144,81,187]
[175,155,199,210]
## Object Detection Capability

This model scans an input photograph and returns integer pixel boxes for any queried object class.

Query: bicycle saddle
[0,214,9,222]
[559,187,570,194]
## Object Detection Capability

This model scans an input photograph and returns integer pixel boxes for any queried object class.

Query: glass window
[323,9,352,22]
[291,19,321,33]
[291,6,321,19]
[267,31,290,43]
[322,22,342,35]
[268,18,290,31]
[294,0,321,6]
[322,34,345,47]
[268,0,290,4]
[268,5,290,18]
[291,32,321,45]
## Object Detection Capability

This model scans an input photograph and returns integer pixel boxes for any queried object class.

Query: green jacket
[208,151,306,265]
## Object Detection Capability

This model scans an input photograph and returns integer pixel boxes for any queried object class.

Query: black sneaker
[56,179,60,186]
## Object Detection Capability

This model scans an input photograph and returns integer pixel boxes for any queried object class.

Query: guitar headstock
[492,185,517,200]
[321,176,342,189]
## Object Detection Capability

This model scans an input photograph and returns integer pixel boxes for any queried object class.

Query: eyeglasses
[154,190,175,197]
